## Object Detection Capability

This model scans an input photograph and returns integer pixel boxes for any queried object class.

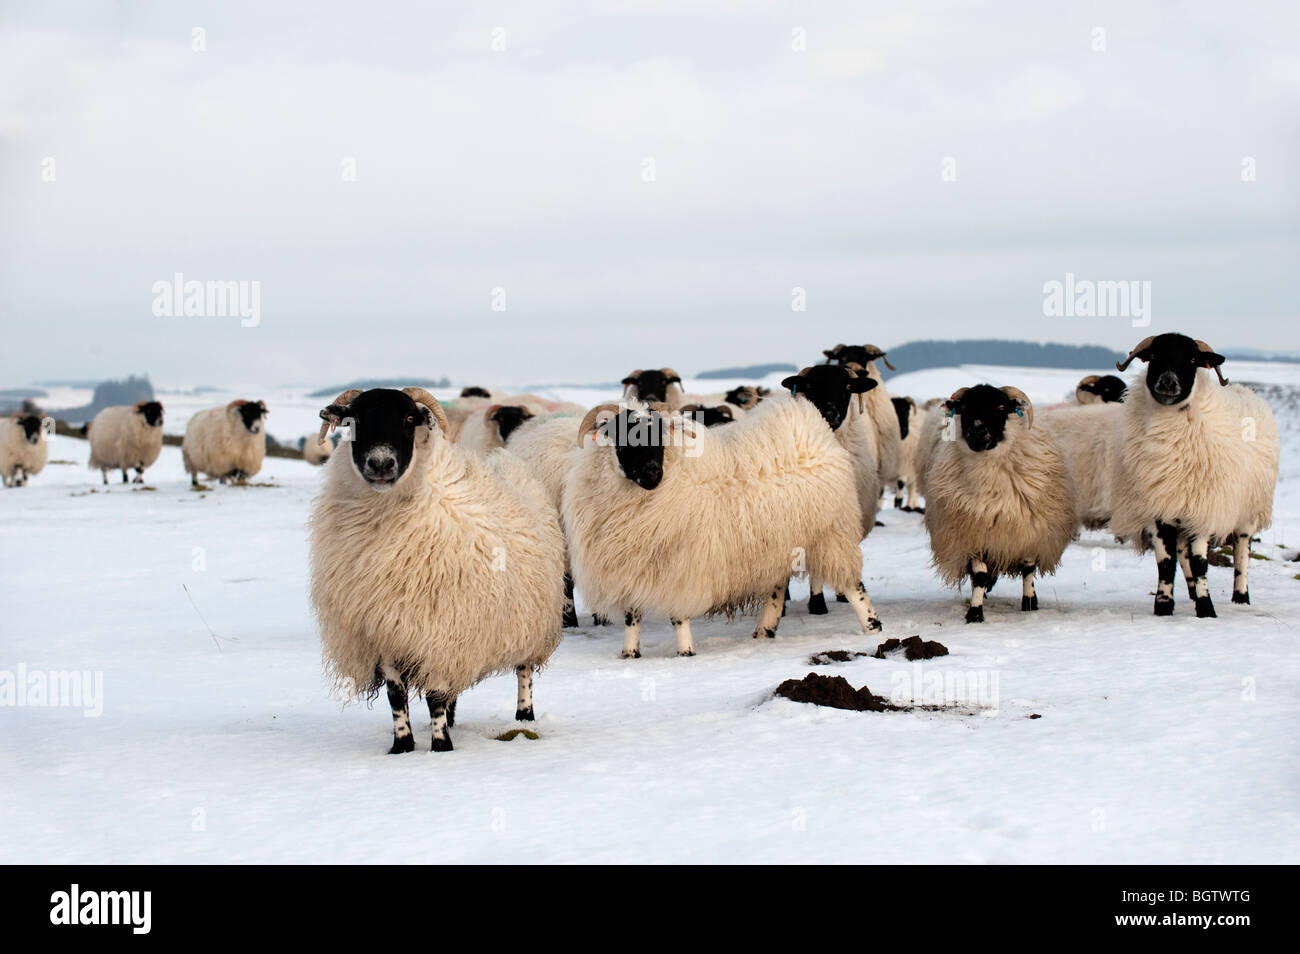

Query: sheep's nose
[365,452,396,477]
[1154,372,1181,396]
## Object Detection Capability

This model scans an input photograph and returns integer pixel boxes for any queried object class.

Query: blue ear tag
[945,407,954,418]
[1015,406,1025,418]
[790,383,797,394]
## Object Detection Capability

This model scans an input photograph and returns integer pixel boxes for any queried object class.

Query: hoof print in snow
[774,673,902,712]
[874,635,949,661]
[808,649,869,666]
[495,729,540,742]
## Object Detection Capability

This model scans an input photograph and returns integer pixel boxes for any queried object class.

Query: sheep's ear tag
[1014,406,1025,418]
[789,382,797,394]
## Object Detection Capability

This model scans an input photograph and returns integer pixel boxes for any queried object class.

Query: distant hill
[877,340,1125,377]
[307,377,450,399]
[695,362,799,380]
[49,375,156,424]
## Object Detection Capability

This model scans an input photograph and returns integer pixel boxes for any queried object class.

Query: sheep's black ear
[943,399,961,414]
[848,377,877,393]
[621,376,638,386]
[780,375,802,393]
[320,404,347,423]
[1198,350,1226,369]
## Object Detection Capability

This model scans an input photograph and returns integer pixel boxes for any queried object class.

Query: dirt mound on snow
[874,635,948,661]
[774,672,904,711]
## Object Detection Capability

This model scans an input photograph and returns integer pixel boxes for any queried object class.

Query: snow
[3,366,1300,863]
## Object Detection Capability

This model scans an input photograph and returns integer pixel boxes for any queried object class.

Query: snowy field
[3,364,1300,863]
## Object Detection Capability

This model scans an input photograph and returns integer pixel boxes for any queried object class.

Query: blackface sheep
[563,395,883,659]
[891,396,921,511]
[301,433,333,465]
[87,401,165,484]
[309,387,565,753]
[457,404,536,457]
[1110,334,1279,617]
[923,385,1076,623]
[823,344,903,494]
[620,368,685,408]
[0,413,49,487]
[181,400,268,486]
[1075,374,1128,405]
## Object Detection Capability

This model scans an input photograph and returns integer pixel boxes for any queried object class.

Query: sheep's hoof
[753,627,776,639]
[619,649,641,659]
[676,649,696,657]
[430,735,454,752]
[593,615,611,626]
[1231,590,1250,605]
[388,735,415,754]
[835,592,849,603]
[1153,597,1175,616]
[866,618,883,633]
[893,498,903,509]
[808,592,828,615]
[1194,597,1217,619]
[965,606,984,624]
[515,706,535,722]
[562,610,579,628]
[1021,595,1038,611]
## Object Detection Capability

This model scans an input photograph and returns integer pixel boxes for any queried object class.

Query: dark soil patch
[874,635,949,660]
[808,650,870,665]
[1028,713,1042,719]
[774,672,904,711]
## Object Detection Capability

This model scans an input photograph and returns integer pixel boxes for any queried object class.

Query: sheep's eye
[406,415,418,425]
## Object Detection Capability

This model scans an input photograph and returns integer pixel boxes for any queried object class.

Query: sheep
[456,404,536,457]
[87,401,165,484]
[678,403,740,427]
[822,344,903,494]
[1075,374,1128,404]
[301,433,333,465]
[563,394,883,659]
[1040,402,1124,531]
[890,396,922,511]
[1109,334,1280,617]
[777,364,883,614]
[0,413,49,487]
[181,400,268,487]
[922,384,1076,623]
[309,386,565,753]
[620,368,685,408]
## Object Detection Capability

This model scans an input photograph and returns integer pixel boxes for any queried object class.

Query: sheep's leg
[894,479,905,509]
[1188,534,1216,618]
[906,481,921,512]
[428,690,454,751]
[845,580,883,633]
[1176,535,1196,600]
[381,663,415,754]
[1020,564,1038,611]
[445,697,458,728]
[132,467,144,484]
[783,584,790,617]
[592,614,610,626]
[836,591,848,602]
[515,666,535,721]
[807,574,828,615]
[753,585,786,638]
[120,468,129,483]
[671,617,695,657]
[100,467,109,486]
[966,558,990,623]
[621,610,642,659]
[1231,532,1252,604]
[561,573,578,628]
[1152,521,1180,616]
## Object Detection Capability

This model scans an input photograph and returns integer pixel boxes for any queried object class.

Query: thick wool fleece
[912,404,948,501]
[182,405,266,480]
[0,419,47,482]
[1040,403,1125,530]
[87,405,163,474]
[504,413,581,511]
[894,400,920,494]
[562,396,868,620]
[923,412,1076,586]
[309,428,565,699]
[1110,369,1279,546]
[832,399,882,537]
[861,362,903,487]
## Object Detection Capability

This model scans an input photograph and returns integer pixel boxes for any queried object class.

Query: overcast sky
[2,0,1297,388]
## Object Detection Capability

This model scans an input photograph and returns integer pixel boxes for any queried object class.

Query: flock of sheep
[0,331,1280,754]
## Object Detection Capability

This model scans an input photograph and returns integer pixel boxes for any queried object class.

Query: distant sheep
[1110,334,1279,617]
[0,413,49,487]
[1040,402,1124,531]
[301,434,333,465]
[823,344,903,493]
[620,368,685,408]
[181,400,268,486]
[87,401,165,484]
[891,396,921,510]
[1075,374,1127,404]
[457,404,536,457]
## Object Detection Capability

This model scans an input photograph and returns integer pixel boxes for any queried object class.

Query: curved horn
[621,370,644,387]
[1116,336,1155,372]
[402,387,450,436]
[318,388,363,441]
[660,368,682,384]
[822,344,845,364]
[862,344,896,371]
[1001,386,1033,429]
[1194,339,1230,385]
[1077,374,1100,389]
[577,403,621,447]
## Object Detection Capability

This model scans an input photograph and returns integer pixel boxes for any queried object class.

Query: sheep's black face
[491,405,534,442]
[603,408,667,490]
[325,389,431,491]
[1081,374,1127,404]
[15,414,42,444]
[724,386,761,409]
[460,386,492,399]
[622,369,679,404]
[694,405,735,428]
[947,385,1019,452]
[823,344,873,366]
[236,401,267,434]
[1134,334,1224,406]
[136,402,164,428]
[890,397,913,440]
[781,366,877,431]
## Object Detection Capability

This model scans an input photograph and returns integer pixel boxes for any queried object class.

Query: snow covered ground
[3,364,1299,863]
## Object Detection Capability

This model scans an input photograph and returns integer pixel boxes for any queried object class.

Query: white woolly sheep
[823,344,903,493]
[563,395,883,659]
[457,404,536,457]
[309,387,565,753]
[890,396,922,511]
[301,434,333,465]
[1,413,49,487]
[620,368,686,408]
[181,400,268,486]
[1110,334,1280,617]
[922,384,1076,623]
[1040,402,1124,532]
[87,401,165,484]
[1075,374,1128,404]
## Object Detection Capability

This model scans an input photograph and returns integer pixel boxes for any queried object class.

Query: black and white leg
[561,573,578,628]
[515,666,535,721]
[101,468,109,486]
[1231,532,1251,604]
[1187,534,1216,618]
[132,467,144,484]
[1153,521,1179,616]
[427,690,454,751]
[671,617,695,656]
[967,558,991,623]
[621,610,642,658]
[381,662,415,754]
[807,574,828,615]
[592,614,610,626]
[120,468,129,483]
[782,584,790,617]
[753,585,786,638]
[1020,563,1038,611]
[845,580,883,633]
[1175,535,1196,600]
